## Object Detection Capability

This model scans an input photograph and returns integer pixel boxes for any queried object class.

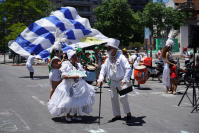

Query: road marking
[26,85,38,87]
[0,109,30,132]
[172,105,183,108]
[0,79,3,81]
[38,84,49,87]
[85,125,107,133]
[32,96,47,105]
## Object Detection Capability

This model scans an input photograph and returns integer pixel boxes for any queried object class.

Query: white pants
[110,80,131,116]
[26,64,34,72]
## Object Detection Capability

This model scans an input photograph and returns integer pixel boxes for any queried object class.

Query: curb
[6,64,48,66]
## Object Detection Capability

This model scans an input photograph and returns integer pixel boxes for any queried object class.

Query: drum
[134,65,148,84]
[84,65,96,83]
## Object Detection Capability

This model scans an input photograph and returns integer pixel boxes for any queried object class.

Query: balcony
[63,0,91,5]
[78,11,91,15]
[128,0,149,4]
[177,2,195,12]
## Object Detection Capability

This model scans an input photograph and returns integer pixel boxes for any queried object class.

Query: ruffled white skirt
[162,62,171,90]
[47,78,95,116]
[49,69,62,81]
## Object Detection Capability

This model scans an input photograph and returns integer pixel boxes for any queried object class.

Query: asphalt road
[0,64,198,133]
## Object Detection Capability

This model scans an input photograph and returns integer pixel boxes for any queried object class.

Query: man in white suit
[97,38,132,121]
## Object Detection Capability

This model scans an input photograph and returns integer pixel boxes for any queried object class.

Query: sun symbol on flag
[79,37,102,44]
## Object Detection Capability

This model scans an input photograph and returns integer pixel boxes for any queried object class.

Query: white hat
[67,50,76,60]
[105,38,120,50]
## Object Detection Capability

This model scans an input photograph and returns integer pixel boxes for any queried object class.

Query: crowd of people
[25,30,199,122]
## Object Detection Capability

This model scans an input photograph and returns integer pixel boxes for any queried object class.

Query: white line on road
[0,79,3,81]
[32,96,47,105]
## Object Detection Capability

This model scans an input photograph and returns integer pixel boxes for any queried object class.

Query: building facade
[127,0,149,12]
[50,0,102,27]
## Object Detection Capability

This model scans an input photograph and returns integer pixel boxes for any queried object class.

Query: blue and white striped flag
[8,7,112,59]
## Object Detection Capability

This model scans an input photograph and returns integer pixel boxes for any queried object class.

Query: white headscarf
[67,50,76,60]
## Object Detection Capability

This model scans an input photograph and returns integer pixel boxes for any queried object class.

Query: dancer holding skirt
[48,50,95,122]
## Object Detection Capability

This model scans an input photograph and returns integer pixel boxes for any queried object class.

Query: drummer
[91,46,104,82]
[129,48,143,87]
[76,47,87,66]
[85,51,98,67]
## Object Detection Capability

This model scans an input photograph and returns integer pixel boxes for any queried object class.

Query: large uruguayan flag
[8,7,111,59]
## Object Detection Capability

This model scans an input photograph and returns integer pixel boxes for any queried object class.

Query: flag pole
[98,82,103,124]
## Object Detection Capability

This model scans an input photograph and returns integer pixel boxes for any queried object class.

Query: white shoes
[73,117,82,121]
[65,117,71,122]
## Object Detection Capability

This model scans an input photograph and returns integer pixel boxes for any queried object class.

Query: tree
[94,0,135,47]
[164,7,185,30]
[142,1,185,37]
[5,22,27,42]
[0,0,56,51]
[142,1,165,37]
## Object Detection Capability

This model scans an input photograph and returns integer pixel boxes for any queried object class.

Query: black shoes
[127,115,132,120]
[111,116,121,122]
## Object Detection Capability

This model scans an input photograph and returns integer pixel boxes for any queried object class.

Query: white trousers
[26,64,34,72]
[110,80,131,116]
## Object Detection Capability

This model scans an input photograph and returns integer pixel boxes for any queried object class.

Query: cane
[98,82,103,125]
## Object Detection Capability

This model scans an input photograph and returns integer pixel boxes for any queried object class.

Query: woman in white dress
[49,50,65,100]
[48,50,95,122]
[161,46,176,94]
[161,29,179,94]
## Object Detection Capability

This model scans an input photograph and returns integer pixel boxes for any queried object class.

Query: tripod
[178,77,198,112]
[178,47,199,113]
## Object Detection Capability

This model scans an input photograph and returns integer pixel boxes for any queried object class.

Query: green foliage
[94,0,135,47]
[0,0,53,25]
[5,22,27,41]
[0,0,56,51]
[142,1,185,36]
[142,1,165,37]
[164,7,185,30]
[94,0,186,48]
[129,42,144,49]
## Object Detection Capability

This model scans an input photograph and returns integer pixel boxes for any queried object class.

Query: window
[84,8,88,12]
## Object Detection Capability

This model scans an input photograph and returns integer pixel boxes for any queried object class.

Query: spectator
[157,48,162,60]
[122,48,130,61]
[91,46,103,82]
[76,47,87,66]
[170,65,178,95]
[143,50,147,57]
[181,47,191,65]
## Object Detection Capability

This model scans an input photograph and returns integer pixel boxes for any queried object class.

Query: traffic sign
[145,28,149,39]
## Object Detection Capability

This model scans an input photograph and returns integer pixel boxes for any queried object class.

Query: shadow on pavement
[122,116,146,126]
[52,115,101,124]
[135,87,152,90]
[19,76,49,79]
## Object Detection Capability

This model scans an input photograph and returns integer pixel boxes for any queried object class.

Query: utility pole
[149,29,152,58]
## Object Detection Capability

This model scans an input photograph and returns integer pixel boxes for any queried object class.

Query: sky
[153,0,169,2]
